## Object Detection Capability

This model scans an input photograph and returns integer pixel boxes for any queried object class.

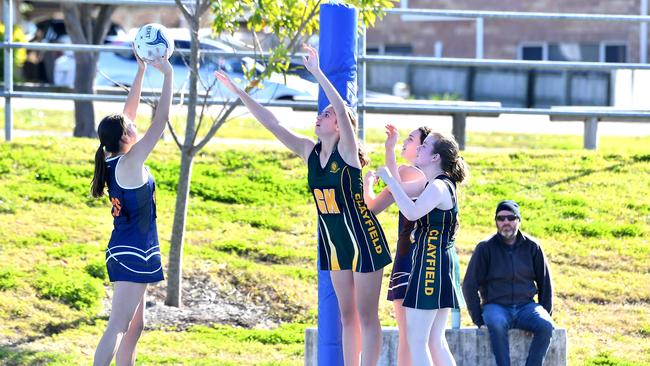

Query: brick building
[367,0,644,63]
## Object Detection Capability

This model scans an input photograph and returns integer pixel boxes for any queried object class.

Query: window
[521,45,544,61]
[384,44,413,55]
[602,43,627,63]
[518,42,628,63]
[548,43,599,62]
[366,45,382,55]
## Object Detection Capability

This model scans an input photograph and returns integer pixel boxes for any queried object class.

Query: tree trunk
[165,8,201,308]
[165,149,194,307]
[72,52,97,137]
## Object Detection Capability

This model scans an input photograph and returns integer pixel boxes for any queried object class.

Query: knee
[483,314,509,334]
[129,316,145,336]
[107,317,131,335]
[357,308,379,328]
[338,305,358,326]
[534,319,554,339]
[406,326,428,346]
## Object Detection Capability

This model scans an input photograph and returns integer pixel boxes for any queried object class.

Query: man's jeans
[482,302,554,366]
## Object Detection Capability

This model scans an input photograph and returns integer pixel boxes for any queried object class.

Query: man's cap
[495,200,520,218]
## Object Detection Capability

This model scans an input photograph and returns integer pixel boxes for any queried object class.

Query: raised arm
[376,167,447,221]
[384,124,401,182]
[124,56,173,166]
[215,71,314,162]
[122,44,146,122]
[302,45,359,166]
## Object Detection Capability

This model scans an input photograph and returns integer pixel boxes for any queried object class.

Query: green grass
[0,129,649,364]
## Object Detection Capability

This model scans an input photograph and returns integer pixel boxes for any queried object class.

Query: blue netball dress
[104,155,164,283]
[403,175,464,310]
[387,210,416,301]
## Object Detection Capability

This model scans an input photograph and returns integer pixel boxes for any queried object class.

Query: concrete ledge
[304,327,566,366]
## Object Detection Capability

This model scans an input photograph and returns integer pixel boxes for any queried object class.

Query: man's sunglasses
[495,215,518,222]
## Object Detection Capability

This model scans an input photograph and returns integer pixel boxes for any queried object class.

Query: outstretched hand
[149,56,173,76]
[302,44,320,74]
[376,166,393,184]
[364,170,379,187]
[215,71,240,94]
[385,123,399,150]
[132,43,146,70]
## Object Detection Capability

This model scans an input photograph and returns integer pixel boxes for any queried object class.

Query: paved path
[6,98,650,137]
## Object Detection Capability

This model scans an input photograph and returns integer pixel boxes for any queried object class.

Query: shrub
[85,260,108,280]
[32,267,104,311]
[0,269,19,291]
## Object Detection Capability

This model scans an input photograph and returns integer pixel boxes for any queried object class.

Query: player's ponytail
[431,132,469,184]
[91,145,107,198]
[358,143,370,168]
[91,114,128,198]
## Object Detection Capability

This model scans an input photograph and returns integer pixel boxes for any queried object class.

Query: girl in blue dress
[90,47,172,366]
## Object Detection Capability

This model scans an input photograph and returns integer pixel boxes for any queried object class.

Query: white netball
[133,23,174,63]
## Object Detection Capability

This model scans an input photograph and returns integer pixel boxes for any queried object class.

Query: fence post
[3,0,14,142]
[475,17,484,59]
[583,116,599,150]
[358,23,367,141]
[452,113,467,150]
[641,0,648,63]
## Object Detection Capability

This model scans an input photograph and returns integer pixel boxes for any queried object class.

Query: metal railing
[3,0,650,147]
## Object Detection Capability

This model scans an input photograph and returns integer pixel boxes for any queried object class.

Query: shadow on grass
[546,154,650,187]
[6,314,105,348]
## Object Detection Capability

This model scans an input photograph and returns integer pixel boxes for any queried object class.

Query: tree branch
[61,4,88,44]
[80,5,93,43]
[198,0,210,17]
[190,77,218,148]
[93,5,116,45]
[167,119,183,150]
[285,0,322,53]
[174,0,193,24]
[194,100,240,151]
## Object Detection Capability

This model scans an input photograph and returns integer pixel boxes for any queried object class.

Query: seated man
[462,200,554,366]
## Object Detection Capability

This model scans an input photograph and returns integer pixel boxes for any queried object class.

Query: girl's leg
[331,270,361,366]
[93,282,147,366]
[115,292,146,366]
[353,270,384,366]
[393,299,412,366]
[405,307,436,366]
[428,308,455,366]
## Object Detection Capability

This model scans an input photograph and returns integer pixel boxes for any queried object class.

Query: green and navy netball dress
[387,210,416,301]
[308,142,392,272]
[403,175,464,310]
[104,155,164,283]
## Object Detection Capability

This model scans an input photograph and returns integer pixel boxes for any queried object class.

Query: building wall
[367,0,645,62]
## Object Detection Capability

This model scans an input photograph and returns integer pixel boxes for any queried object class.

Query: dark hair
[91,114,128,198]
[417,126,432,144]
[358,142,370,168]
[430,132,468,184]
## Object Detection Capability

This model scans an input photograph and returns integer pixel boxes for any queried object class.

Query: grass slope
[0,128,648,365]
